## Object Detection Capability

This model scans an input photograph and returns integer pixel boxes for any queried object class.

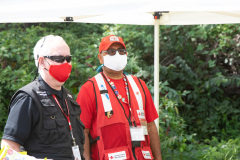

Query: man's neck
[48,83,62,91]
[41,73,62,91]
[103,67,123,79]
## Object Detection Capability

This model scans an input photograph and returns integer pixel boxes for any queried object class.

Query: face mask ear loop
[44,58,51,72]
[124,52,130,74]
[96,64,104,73]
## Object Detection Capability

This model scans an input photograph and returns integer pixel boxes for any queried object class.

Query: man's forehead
[109,43,125,49]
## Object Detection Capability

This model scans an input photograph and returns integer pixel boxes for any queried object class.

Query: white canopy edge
[1,12,240,25]
[1,0,240,25]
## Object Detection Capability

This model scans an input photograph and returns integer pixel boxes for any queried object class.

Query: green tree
[1,23,240,159]
[0,23,104,137]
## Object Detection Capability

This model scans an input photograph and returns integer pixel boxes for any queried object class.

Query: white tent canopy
[1,0,240,24]
[1,0,240,131]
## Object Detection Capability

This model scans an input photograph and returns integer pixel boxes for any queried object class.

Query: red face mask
[48,63,72,82]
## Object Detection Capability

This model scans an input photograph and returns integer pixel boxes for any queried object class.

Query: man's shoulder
[12,91,32,103]
[18,80,39,93]
[79,80,95,92]
[128,75,146,84]
[77,77,98,98]
[11,81,38,103]
[82,76,98,86]
[9,90,36,113]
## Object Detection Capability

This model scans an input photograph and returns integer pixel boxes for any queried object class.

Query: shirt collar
[38,75,63,99]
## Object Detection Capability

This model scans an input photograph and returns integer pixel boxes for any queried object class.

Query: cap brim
[101,41,126,52]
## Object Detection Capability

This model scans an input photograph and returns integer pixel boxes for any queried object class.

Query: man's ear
[98,54,103,64]
[38,57,45,68]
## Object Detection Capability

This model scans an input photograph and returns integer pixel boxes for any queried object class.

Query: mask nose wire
[115,50,120,56]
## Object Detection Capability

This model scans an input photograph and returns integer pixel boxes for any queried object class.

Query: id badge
[108,151,127,160]
[72,145,81,160]
[130,126,145,141]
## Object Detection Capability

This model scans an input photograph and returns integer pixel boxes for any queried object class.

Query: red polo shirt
[77,76,158,159]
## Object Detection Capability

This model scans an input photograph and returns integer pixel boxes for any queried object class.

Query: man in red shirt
[77,35,162,160]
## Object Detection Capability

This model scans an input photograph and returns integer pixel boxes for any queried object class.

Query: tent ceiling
[1,0,240,25]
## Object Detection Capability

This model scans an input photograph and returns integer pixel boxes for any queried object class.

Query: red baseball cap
[99,35,126,53]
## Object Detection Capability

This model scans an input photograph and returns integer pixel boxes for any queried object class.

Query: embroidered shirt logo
[137,110,145,119]
[108,151,127,160]
[36,91,47,97]
[67,94,73,98]
[142,150,152,159]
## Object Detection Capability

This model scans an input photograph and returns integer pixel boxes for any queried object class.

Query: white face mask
[103,51,127,71]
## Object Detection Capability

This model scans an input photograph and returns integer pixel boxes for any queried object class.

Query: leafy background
[1,23,240,159]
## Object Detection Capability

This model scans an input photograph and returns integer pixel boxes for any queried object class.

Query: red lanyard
[102,72,136,126]
[52,94,72,131]
[103,72,129,104]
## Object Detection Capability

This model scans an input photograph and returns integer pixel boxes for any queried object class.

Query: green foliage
[158,24,240,141]
[1,23,240,159]
[201,136,240,160]
[0,23,104,137]
[157,82,200,160]
[107,24,240,159]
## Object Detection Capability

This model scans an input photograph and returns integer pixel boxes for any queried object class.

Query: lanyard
[103,72,129,104]
[102,72,136,127]
[52,94,76,145]
[52,94,72,130]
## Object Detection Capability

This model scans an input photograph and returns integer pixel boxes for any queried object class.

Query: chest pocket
[40,97,70,145]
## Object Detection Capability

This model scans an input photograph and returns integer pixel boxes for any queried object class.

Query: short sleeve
[139,79,159,123]
[76,81,96,129]
[2,92,40,146]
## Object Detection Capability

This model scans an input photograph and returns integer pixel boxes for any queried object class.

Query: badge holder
[71,134,81,160]
[140,120,148,135]
[52,95,82,160]
[136,109,148,135]
[130,125,145,147]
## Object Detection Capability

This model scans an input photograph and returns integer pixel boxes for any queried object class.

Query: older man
[1,35,85,160]
[77,35,162,160]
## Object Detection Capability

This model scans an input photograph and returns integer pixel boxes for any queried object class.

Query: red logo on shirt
[136,91,139,95]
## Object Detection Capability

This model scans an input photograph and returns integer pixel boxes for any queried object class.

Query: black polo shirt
[2,76,67,146]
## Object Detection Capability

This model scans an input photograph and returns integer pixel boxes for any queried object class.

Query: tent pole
[154,14,160,134]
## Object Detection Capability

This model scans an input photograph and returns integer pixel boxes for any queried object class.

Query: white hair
[33,35,67,67]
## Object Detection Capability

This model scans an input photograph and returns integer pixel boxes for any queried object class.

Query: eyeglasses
[101,49,127,56]
[43,55,72,63]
